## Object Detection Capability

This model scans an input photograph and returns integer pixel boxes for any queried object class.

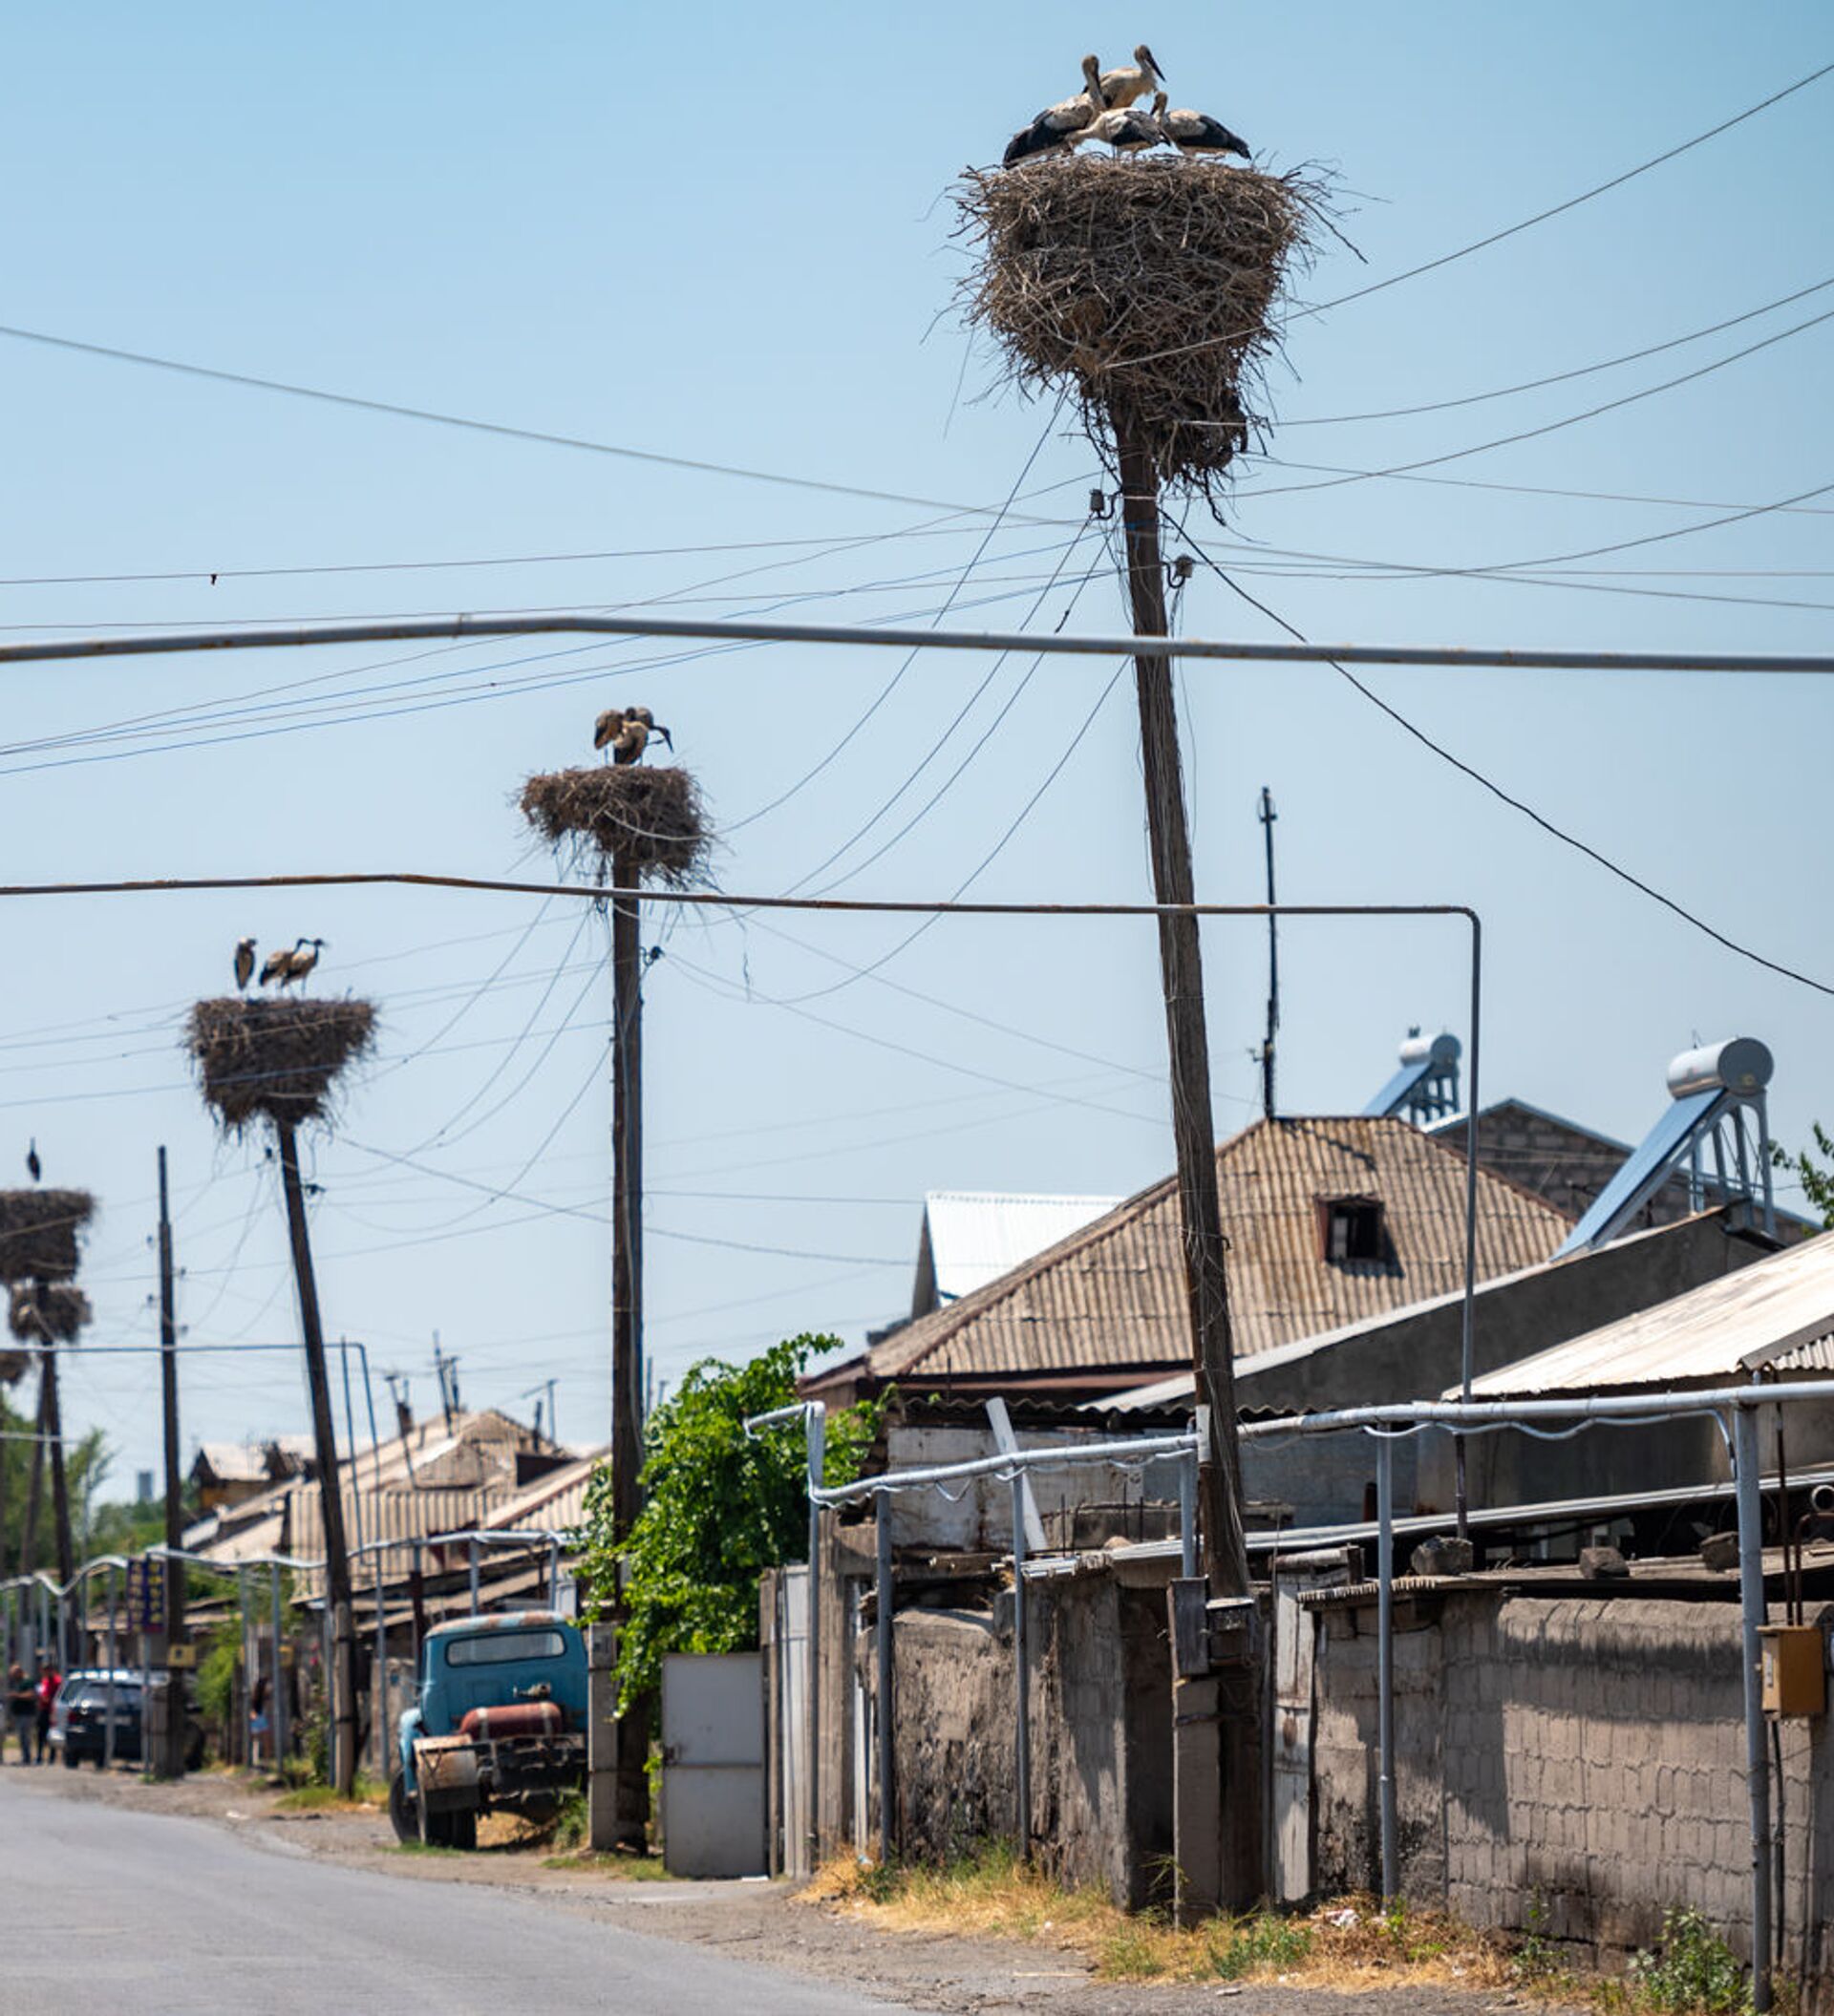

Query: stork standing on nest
[593,705,673,766]
[25,1140,40,1184]
[260,937,325,991]
[234,936,257,992]
[1084,95,1164,156]
[1099,44,1164,109]
[1158,93,1251,160]
[1003,53,1105,166]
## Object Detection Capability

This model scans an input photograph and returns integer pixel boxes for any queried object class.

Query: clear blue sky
[3,2,1831,1492]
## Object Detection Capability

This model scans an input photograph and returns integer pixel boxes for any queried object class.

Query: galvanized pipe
[468,1539,480,1618]
[1376,1433,1398,1904]
[5,610,1834,676]
[805,1403,825,1872]
[875,1501,894,1862]
[271,1560,288,1770]
[1011,1473,1031,1861]
[1179,1450,1198,1581]
[239,1566,253,1770]
[1733,1403,1774,2011]
[814,1432,1200,1506]
[1238,1380,1834,1438]
[103,1567,117,1772]
[373,1543,387,1782]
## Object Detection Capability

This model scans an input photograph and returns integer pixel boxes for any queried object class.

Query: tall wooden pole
[274,1117,356,1794]
[1115,421,1263,1902]
[608,844,650,1846]
[157,1147,188,1774]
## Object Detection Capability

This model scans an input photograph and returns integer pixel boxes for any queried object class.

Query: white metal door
[661,1651,766,1878]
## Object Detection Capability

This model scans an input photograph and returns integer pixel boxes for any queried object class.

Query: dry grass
[187,996,377,1134]
[805,1853,1520,1993]
[8,1283,92,1346]
[0,1189,94,1285]
[956,153,1335,501]
[520,765,711,888]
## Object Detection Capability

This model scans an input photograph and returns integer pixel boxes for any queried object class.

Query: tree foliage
[1773,1124,1834,1230]
[572,1336,880,1710]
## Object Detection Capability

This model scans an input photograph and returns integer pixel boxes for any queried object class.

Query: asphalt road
[0,1772,921,2016]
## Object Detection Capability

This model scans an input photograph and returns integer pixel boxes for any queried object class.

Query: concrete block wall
[1312,1589,1833,1985]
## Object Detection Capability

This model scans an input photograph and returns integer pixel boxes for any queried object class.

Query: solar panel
[1363,1058,1431,1119]
[1552,1086,1726,1259]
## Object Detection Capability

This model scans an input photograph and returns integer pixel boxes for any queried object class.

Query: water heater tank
[1397,1031,1461,1071]
[1666,1037,1773,1100]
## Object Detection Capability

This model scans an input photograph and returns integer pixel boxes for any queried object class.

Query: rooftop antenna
[520,1377,558,1447]
[1257,787,1278,1120]
[431,1333,456,1432]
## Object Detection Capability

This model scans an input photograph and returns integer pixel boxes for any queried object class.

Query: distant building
[189,1436,315,1515]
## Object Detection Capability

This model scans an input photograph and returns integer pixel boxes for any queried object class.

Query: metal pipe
[271,1560,288,1771]
[468,1539,480,1619]
[1376,1433,1398,1904]
[548,1535,562,1609]
[373,1540,387,1783]
[1733,1403,1774,2011]
[814,1432,1200,1505]
[1455,914,1482,1538]
[805,1403,825,1872]
[6,609,1834,676]
[1239,1379,1834,1438]
[239,1566,253,1771]
[875,1498,894,1862]
[103,1566,117,1772]
[1179,1450,1198,1581]
[1011,1473,1031,1861]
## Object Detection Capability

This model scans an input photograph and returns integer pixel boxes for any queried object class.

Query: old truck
[389,1611,588,1849]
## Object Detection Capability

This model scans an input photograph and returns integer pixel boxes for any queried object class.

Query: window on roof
[1316,1195,1389,1265]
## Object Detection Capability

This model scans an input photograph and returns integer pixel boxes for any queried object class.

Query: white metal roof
[920,1191,1122,1305]
[1463,1230,1834,1397]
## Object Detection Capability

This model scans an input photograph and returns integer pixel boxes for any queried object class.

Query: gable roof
[912,1191,1124,1313]
[810,1115,1571,1397]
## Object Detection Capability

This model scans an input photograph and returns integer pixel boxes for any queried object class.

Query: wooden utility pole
[157,1146,188,1775]
[274,1117,357,1795]
[607,842,650,1846]
[1115,423,1262,1903]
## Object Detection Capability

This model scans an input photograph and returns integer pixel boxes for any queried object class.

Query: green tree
[1773,1124,1834,1229]
[573,1335,881,1710]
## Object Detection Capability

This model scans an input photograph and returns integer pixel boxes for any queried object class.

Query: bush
[1628,1908,1749,2014]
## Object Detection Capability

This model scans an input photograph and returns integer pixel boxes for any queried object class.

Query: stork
[593,704,672,766]
[1003,54,1105,167]
[260,937,325,990]
[1084,96,1164,156]
[234,936,257,992]
[1159,94,1250,160]
[25,1140,40,1184]
[1098,44,1163,110]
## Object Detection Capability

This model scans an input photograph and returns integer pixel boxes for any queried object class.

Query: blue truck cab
[390,1610,588,1849]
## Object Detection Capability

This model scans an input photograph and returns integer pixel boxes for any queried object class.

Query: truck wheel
[389,1772,420,1845]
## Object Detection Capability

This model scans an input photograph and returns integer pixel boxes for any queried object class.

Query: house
[803,1115,1572,1409]
[189,1436,314,1514]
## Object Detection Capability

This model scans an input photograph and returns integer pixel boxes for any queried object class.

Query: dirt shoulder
[0,1761,1558,2015]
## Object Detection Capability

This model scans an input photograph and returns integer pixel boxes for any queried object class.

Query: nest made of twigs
[956,153,1332,499]
[187,996,377,1134]
[520,765,711,888]
[9,1283,92,1347]
[0,1347,30,1384]
[0,1190,95,1285]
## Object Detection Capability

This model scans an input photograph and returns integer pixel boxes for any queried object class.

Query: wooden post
[1114,419,1263,1904]
[606,840,650,1848]
[157,1146,188,1776]
[274,1116,357,1795]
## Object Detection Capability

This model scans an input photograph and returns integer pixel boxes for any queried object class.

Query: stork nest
[0,1190,95,1285]
[955,154,1333,499]
[187,995,377,1134]
[0,1347,30,1385]
[8,1283,92,1347]
[520,765,712,888]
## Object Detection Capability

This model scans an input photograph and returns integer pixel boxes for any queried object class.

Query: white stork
[594,705,672,766]
[234,936,257,992]
[1003,54,1105,167]
[1083,97,1164,156]
[1098,44,1163,110]
[25,1139,40,1184]
[260,937,324,990]
[1159,95,1251,160]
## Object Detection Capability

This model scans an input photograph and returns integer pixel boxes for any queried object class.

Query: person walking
[7,1662,37,1764]
[33,1658,60,1766]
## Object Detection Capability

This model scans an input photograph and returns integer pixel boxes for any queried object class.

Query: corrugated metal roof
[1464,1230,1834,1396]
[832,1117,1569,1391]
[922,1192,1122,1305]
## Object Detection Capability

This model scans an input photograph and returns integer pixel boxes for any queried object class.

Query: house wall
[1310,1589,1834,1990]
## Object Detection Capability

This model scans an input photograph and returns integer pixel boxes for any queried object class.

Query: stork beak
[655,726,673,750]
[1142,46,1163,79]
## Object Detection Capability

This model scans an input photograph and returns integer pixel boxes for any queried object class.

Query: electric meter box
[1759,1624,1825,1716]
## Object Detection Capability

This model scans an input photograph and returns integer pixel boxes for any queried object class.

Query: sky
[2,2,1832,1491]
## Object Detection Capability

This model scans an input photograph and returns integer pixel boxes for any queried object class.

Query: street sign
[166,1643,196,1670]
[124,1559,162,1632]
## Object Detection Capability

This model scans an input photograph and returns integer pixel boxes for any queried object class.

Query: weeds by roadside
[274,1772,385,1814]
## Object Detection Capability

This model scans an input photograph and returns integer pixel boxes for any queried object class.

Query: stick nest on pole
[955,156,1330,499]
[187,996,377,1134]
[0,1190,95,1285]
[520,765,712,887]
[8,1284,92,1347]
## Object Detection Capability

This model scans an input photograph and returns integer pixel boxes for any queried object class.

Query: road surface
[0,1770,919,2016]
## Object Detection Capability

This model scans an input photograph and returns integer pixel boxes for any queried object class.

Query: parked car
[390,1612,587,1850]
[51,1670,204,1772]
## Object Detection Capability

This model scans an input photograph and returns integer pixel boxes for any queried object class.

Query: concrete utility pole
[156,1146,188,1775]
[607,838,649,1848]
[1114,423,1262,1905]
[274,1117,357,1794]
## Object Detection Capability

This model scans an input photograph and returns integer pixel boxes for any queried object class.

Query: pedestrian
[33,1657,60,1766]
[7,1662,36,1764]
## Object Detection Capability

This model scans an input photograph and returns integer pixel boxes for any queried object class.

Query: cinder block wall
[1312,1590,1831,1985]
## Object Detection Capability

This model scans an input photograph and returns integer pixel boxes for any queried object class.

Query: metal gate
[660,1651,766,1878]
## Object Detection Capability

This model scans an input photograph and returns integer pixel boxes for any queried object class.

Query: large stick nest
[956,155,1331,499]
[0,1190,95,1285]
[9,1284,92,1347]
[520,765,712,888]
[187,996,377,1134]
[0,1349,28,1385]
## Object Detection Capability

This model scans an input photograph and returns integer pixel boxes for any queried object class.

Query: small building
[189,1435,314,1514]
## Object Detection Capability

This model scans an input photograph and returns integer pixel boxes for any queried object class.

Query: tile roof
[825,1116,1571,1392]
